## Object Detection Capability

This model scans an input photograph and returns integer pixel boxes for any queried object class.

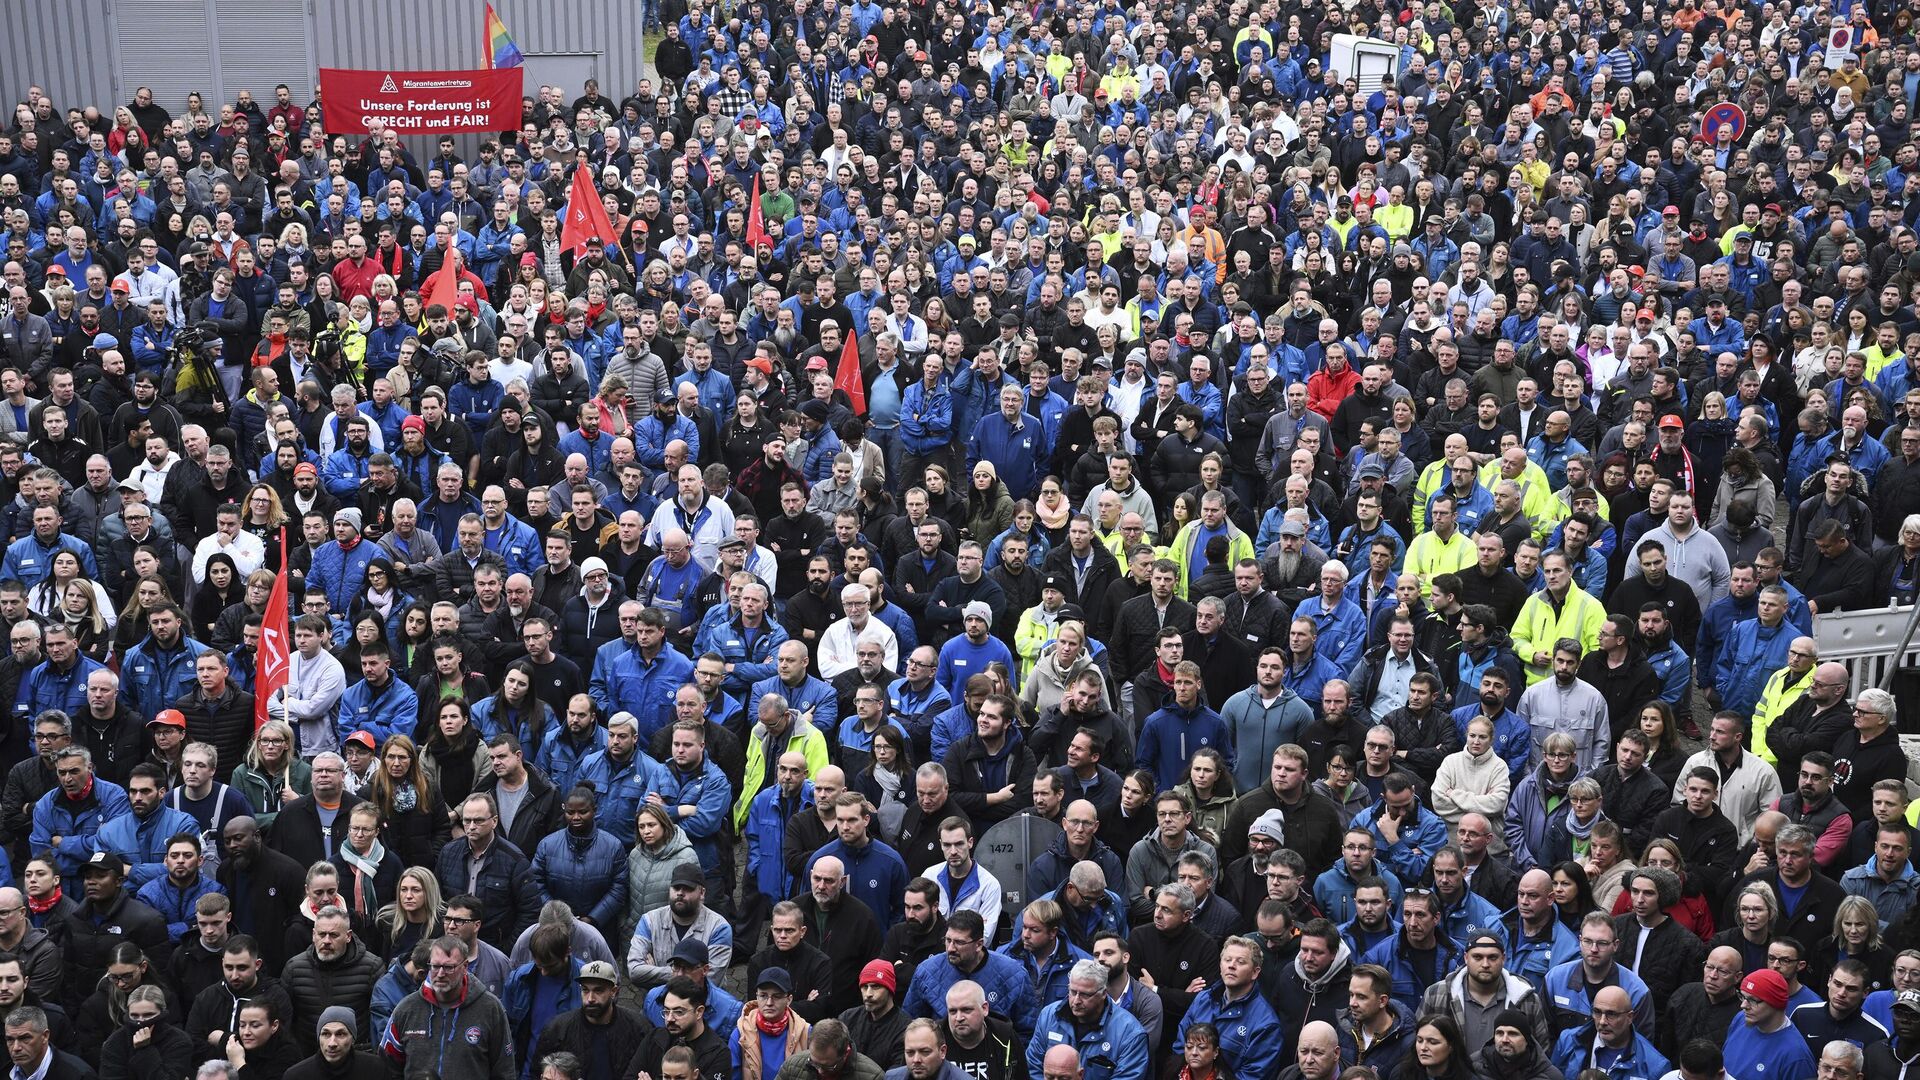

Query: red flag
[745,175,772,252]
[255,527,291,730]
[834,325,866,415]
[559,164,616,257]
[422,254,461,317]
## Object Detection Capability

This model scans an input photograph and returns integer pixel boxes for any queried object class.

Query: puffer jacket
[622,824,701,939]
[531,826,630,929]
[31,778,132,890]
[307,537,379,613]
[281,936,385,1051]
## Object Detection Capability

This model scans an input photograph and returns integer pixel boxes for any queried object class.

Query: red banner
[255,527,290,731]
[319,67,522,135]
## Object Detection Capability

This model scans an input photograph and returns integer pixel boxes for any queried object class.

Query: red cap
[110,280,130,293]
[1764,202,1784,213]
[294,461,318,478]
[806,356,828,371]
[747,357,774,375]
[1662,205,1679,215]
[344,730,378,752]
[1658,415,1685,430]
[149,709,186,729]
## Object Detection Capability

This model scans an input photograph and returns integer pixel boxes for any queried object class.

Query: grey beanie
[317,1005,357,1038]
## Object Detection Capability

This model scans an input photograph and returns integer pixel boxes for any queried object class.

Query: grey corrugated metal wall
[2,0,649,140]
[0,0,120,117]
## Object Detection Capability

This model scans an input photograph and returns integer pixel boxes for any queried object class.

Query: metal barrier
[1815,604,1920,691]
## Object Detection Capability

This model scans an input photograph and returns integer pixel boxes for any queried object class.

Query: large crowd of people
[0,0,1919,1077]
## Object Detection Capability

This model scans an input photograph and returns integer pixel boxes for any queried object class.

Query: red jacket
[1307,364,1361,419]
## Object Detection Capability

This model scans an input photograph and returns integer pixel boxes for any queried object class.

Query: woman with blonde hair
[1709,881,1779,973]
[1019,620,1108,718]
[230,720,311,832]
[373,866,445,962]
[1811,894,1891,991]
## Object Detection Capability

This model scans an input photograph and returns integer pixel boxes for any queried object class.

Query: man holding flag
[265,533,346,757]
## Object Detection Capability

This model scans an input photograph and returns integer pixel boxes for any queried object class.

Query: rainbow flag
[486,3,524,68]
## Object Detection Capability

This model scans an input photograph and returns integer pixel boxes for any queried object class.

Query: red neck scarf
[755,1009,792,1037]
[26,887,60,915]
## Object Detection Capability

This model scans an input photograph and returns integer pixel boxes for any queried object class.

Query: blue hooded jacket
[30,777,132,891]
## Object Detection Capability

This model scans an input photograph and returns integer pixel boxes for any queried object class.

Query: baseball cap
[757,967,794,993]
[670,937,712,967]
[109,280,129,294]
[1464,932,1504,953]
[806,356,829,371]
[344,730,378,752]
[294,462,318,478]
[670,863,704,887]
[1895,989,1920,1012]
[1658,415,1685,430]
[747,357,774,376]
[83,851,127,875]
[1662,205,1679,215]
[149,709,186,729]
[579,961,619,984]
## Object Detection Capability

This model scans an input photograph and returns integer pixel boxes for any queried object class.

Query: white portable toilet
[1329,33,1402,97]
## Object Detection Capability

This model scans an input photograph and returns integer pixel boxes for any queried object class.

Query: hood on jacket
[1295,937,1352,990]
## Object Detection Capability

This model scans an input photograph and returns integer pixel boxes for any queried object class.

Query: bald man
[1661,947,1737,1051]
[0,887,56,997]
[1040,1044,1084,1080]
[1289,1021,1340,1080]
[1551,985,1668,1079]
[1505,868,1576,998]
[1761,660,1855,787]
[742,750,817,949]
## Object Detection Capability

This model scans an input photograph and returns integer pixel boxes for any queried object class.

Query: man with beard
[381,937,513,1080]
[795,855,884,1019]
[184,934,294,1060]
[1373,672,1456,787]
[1419,931,1552,1053]
[280,905,383,1052]
[1271,917,1352,1033]
[216,816,307,969]
[833,960,909,1070]
[879,879,946,995]
[1610,542,1703,654]
[1765,662,1855,790]
[1777,753,1853,875]
[529,959,649,1080]
[1470,1009,1560,1080]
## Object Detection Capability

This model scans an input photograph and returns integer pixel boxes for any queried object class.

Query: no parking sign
[1703,102,1746,144]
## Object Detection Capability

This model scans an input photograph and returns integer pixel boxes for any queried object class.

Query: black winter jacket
[59,891,170,1009]
[280,938,385,1051]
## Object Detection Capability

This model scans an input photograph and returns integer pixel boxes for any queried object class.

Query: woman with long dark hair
[1393,1016,1475,1080]
[367,734,452,869]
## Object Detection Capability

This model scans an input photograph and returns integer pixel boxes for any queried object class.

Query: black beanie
[1494,1009,1533,1044]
